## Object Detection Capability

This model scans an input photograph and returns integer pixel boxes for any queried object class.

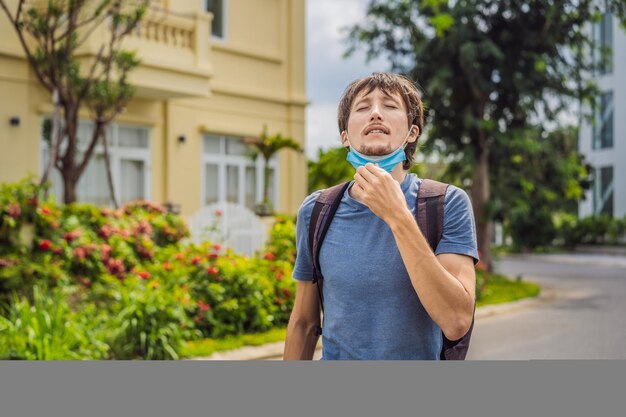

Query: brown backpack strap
[308,181,351,336]
[416,179,448,252]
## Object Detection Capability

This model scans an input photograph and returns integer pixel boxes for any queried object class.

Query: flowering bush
[0,177,297,359]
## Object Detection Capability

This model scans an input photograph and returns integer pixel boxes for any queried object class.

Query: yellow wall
[0,0,307,216]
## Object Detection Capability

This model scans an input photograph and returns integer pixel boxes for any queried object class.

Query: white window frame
[40,119,151,206]
[204,0,228,42]
[201,133,279,210]
[593,12,613,75]
[593,165,614,216]
[593,91,614,150]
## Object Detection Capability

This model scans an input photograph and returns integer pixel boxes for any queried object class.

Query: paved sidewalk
[506,253,626,269]
[189,285,558,361]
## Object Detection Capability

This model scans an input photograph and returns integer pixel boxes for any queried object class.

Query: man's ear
[407,125,419,144]
[341,131,350,149]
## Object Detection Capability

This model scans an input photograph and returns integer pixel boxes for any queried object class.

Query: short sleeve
[292,191,322,281]
[434,185,480,265]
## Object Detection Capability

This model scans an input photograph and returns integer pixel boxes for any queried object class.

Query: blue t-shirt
[292,174,479,360]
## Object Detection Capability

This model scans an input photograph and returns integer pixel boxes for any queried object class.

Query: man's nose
[370,103,383,120]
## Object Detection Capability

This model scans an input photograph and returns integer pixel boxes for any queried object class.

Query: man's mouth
[364,125,390,135]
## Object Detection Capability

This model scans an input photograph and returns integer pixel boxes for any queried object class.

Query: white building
[579,12,625,218]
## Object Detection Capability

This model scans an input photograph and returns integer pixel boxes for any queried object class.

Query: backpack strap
[416,179,448,252]
[417,179,476,360]
[308,181,351,335]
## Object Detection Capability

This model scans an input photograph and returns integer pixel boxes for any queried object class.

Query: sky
[305,0,389,160]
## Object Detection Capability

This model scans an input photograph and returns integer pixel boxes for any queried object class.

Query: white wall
[579,15,626,218]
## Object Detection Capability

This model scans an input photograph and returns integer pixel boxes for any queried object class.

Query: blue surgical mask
[345,130,412,172]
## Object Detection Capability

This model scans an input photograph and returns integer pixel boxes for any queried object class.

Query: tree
[491,126,591,250]
[307,147,354,193]
[244,126,302,216]
[0,0,149,205]
[346,0,625,269]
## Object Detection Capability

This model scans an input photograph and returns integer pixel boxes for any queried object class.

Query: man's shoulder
[297,189,324,219]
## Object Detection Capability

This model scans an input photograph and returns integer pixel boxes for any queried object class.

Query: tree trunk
[100,125,119,208]
[61,106,79,204]
[41,88,62,196]
[62,169,78,204]
[263,158,271,205]
[471,132,493,271]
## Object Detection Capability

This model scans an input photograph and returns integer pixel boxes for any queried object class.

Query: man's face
[341,87,418,156]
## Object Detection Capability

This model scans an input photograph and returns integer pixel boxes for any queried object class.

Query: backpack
[307,178,475,360]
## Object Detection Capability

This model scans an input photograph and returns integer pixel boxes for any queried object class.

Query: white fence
[186,202,267,256]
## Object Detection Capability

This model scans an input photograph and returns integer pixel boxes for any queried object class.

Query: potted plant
[244,126,303,217]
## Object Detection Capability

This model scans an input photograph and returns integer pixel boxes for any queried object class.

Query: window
[593,166,614,217]
[41,121,150,206]
[593,13,613,75]
[202,133,278,211]
[205,0,225,39]
[593,91,614,150]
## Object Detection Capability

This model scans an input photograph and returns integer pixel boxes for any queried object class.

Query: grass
[180,327,287,359]
[476,273,541,308]
[182,273,541,358]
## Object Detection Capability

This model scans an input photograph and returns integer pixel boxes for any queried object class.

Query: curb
[190,286,556,361]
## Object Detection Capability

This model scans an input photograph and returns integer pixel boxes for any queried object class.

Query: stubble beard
[358,142,393,156]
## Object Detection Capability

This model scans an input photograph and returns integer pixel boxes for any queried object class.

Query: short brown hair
[337,72,424,169]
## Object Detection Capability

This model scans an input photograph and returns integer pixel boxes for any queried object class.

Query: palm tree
[244,126,302,216]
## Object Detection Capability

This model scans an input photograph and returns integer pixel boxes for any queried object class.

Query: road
[467,254,626,359]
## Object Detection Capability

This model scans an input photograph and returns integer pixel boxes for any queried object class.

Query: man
[283,72,478,360]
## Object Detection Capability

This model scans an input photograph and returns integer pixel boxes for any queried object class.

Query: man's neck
[389,164,407,183]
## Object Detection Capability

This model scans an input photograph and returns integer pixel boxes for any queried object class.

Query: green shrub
[507,206,556,250]
[0,177,298,357]
[554,214,626,248]
[264,214,296,263]
[0,285,109,360]
[90,274,200,360]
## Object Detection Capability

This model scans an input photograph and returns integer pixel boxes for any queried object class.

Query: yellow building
[0,0,307,217]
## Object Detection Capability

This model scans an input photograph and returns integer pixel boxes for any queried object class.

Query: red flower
[135,220,153,235]
[0,258,12,268]
[100,244,112,261]
[209,253,218,259]
[206,266,219,275]
[197,300,210,312]
[162,262,172,271]
[214,275,222,282]
[214,209,223,216]
[212,243,222,251]
[263,252,275,261]
[191,256,201,265]
[38,240,52,251]
[7,203,21,219]
[281,288,292,298]
[174,252,185,260]
[98,225,112,239]
[276,298,284,306]
[138,271,151,279]
[40,207,51,215]
[27,196,38,206]
[276,271,284,281]
[63,230,82,242]
[73,247,87,260]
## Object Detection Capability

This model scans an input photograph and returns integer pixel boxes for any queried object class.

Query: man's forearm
[283,321,320,360]
[388,207,475,340]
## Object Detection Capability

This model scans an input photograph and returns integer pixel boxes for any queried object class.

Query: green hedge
[0,178,296,359]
